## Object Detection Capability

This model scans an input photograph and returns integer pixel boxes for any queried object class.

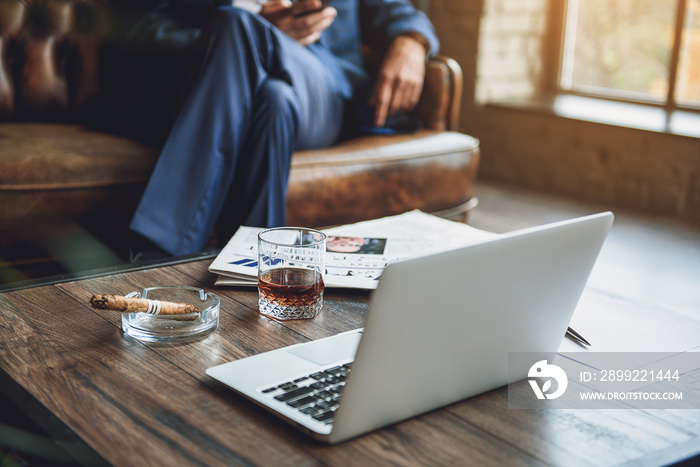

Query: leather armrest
[411,55,463,131]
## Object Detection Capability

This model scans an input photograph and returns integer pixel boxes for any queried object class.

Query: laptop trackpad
[286,331,362,366]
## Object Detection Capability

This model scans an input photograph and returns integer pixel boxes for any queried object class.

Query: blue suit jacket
[140,0,439,98]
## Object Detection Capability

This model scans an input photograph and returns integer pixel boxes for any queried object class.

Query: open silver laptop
[206,212,614,443]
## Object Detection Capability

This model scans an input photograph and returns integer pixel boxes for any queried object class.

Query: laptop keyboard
[261,363,351,425]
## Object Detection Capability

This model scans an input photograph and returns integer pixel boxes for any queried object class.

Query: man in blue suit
[128,0,439,256]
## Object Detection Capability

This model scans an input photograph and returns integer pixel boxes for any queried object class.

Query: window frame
[545,0,699,115]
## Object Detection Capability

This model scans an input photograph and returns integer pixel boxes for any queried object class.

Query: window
[558,0,700,111]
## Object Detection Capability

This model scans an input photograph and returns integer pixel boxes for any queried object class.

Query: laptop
[206,211,614,444]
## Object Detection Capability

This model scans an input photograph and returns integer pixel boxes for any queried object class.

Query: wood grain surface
[2,182,700,466]
[1,259,698,466]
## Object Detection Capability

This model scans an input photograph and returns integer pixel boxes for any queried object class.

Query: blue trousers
[130,7,346,255]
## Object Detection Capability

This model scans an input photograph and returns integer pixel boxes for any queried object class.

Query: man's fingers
[371,75,420,126]
[368,34,427,124]
[286,7,336,42]
[388,84,404,117]
[402,80,421,111]
[289,0,322,17]
[261,2,335,45]
[370,81,392,127]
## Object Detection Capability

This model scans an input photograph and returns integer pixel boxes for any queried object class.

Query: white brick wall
[476,0,547,104]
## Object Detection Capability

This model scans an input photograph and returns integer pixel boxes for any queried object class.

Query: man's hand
[368,35,427,127]
[261,0,337,46]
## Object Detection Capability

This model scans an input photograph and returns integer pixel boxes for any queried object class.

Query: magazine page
[209,210,500,289]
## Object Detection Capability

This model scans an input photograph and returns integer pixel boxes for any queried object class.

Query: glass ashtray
[121,286,220,343]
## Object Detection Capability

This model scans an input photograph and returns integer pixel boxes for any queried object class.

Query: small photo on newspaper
[326,236,387,255]
[324,236,388,283]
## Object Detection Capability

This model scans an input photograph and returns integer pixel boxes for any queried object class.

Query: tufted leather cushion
[0,0,109,120]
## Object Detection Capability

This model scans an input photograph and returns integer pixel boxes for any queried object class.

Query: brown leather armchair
[0,0,479,260]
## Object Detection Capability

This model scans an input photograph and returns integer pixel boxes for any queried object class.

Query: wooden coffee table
[1,258,699,466]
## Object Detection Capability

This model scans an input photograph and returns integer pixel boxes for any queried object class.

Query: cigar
[90,294,201,320]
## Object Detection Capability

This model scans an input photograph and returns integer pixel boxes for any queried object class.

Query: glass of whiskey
[257,227,326,320]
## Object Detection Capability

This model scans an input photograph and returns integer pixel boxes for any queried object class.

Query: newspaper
[209,210,500,289]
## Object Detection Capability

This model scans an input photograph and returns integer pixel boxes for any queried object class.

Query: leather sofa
[0,0,479,262]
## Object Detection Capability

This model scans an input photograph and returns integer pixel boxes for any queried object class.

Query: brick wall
[424,0,483,130]
[476,0,547,104]
[425,0,700,223]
